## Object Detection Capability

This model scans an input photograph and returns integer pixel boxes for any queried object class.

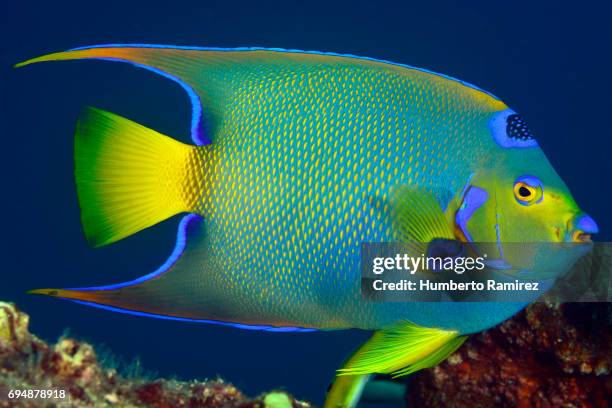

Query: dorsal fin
[16,44,505,145]
[16,45,233,145]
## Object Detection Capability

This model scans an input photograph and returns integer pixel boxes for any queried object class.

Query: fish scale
[164,59,504,328]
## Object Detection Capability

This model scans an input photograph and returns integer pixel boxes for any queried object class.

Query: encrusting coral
[0,302,310,408]
[407,301,611,407]
[2,300,609,407]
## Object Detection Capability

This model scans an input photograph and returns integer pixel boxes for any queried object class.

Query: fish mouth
[573,231,593,243]
[567,212,598,243]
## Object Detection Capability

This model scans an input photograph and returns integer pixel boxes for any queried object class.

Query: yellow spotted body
[20,47,531,334]
[166,52,509,330]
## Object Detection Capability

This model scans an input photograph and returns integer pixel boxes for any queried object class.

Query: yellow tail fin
[75,107,202,247]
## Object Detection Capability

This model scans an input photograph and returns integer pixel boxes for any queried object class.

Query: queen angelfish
[17,45,599,407]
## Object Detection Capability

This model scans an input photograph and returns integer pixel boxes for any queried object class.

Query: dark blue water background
[1,1,611,404]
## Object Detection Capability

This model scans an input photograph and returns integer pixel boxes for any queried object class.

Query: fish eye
[513,176,543,206]
[515,183,535,200]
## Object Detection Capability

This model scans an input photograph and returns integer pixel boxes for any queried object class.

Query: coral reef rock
[0,302,311,407]
[408,302,611,408]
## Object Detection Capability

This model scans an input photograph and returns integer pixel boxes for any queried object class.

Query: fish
[16,45,599,407]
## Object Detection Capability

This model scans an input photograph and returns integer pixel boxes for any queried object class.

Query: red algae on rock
[0,302,311,408]
[407,302,611,408]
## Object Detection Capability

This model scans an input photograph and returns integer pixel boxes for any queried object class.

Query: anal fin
[28,213,205,308]
[28,214,315,332]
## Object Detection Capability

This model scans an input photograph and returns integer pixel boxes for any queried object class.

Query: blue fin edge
[68,213,202,292]
[73,55,208,146]
[69,43,501,103]
[67,299,316,332]
[62,213,316,332]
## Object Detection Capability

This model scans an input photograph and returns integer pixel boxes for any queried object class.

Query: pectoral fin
[389,186,455,244]
[379,187,460,271]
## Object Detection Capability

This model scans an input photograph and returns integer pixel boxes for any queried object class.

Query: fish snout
[566,212,599,242]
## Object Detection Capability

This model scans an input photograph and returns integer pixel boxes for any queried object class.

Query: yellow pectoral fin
[389,186,455,244]
[338,321,466,378]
